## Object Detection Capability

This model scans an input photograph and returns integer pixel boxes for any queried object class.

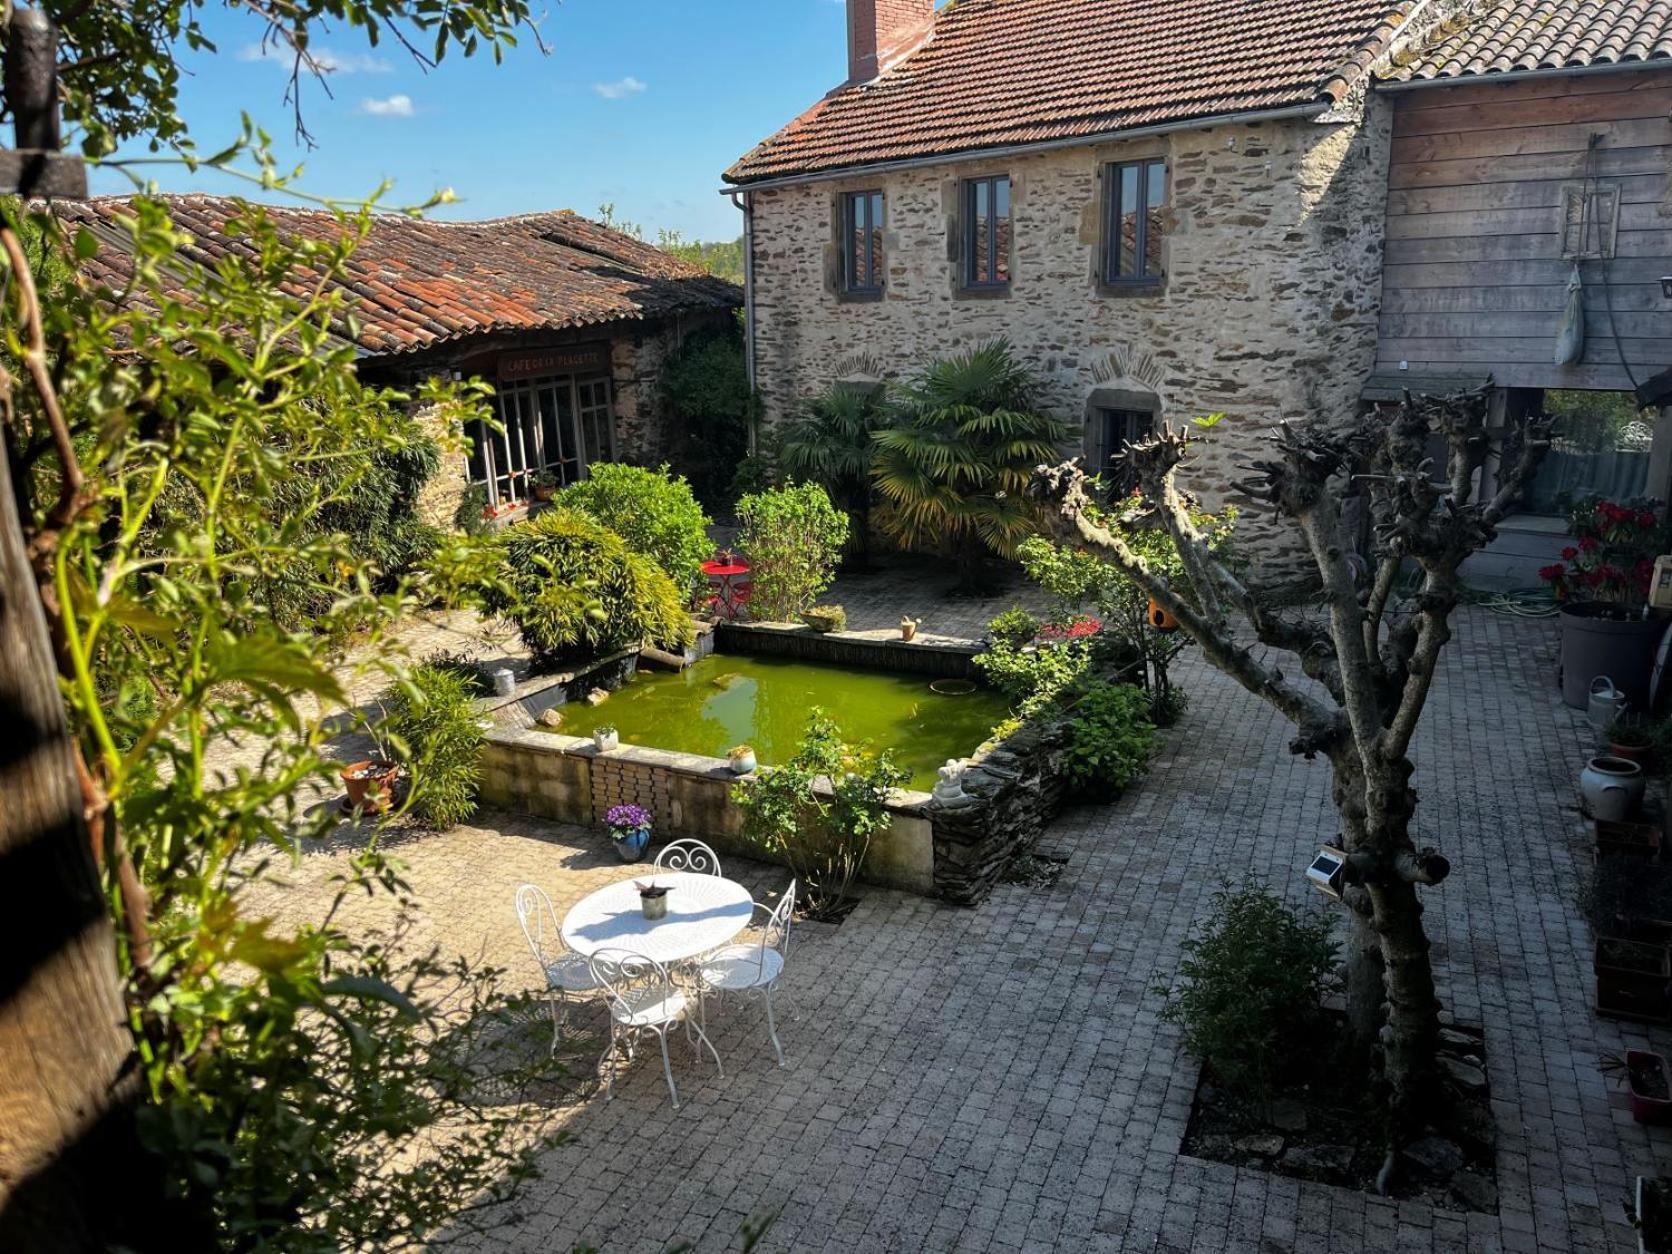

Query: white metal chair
[694,880,795,1067]
[588,947,722,1109]
[653,838,723,876]
[513,883,599,1053]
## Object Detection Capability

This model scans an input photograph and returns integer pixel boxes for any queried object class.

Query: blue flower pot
[614,827,650,863]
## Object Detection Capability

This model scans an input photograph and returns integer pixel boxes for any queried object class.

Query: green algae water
[552,654,1011,790]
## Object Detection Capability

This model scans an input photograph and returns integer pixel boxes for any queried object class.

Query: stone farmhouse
[59,195,741,525]
[726,0,1672,580]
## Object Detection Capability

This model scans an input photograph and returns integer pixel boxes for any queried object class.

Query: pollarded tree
[1029,388,1549,1163]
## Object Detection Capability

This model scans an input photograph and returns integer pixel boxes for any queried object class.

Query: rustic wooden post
[0,11,168,1246]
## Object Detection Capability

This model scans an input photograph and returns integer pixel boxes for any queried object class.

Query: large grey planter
[1559,601,1665,712]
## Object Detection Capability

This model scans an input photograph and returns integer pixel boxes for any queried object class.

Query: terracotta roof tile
[725,0,1416,185]
[53,195,741,358]
[1384,0,1672,82]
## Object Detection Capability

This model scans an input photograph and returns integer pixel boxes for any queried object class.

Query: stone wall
[746,100,1393,583]
[927,711,1073,906]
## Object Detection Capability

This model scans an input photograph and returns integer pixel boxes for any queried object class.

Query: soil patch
[1179,1016,1498,1214]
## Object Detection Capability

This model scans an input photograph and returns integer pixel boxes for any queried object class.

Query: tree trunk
[0,435,160,1247]
[1328,751,1386,1056]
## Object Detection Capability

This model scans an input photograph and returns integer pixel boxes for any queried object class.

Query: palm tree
[873,341,1071,591]
[778,382,888,563]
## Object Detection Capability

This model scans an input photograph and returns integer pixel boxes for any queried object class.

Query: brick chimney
[848,0,934,84]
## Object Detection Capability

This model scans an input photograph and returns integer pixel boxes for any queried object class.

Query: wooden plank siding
[1376,69,1672,393]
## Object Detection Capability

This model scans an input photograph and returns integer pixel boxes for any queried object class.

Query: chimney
[848,0,934,84]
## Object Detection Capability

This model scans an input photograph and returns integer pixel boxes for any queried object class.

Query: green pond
[551,654,1011,790]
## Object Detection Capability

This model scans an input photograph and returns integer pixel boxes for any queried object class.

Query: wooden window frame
[465,372,614,508]
[841,190,886,297]
[1104,159,1168,289]
[961,174,1012,292]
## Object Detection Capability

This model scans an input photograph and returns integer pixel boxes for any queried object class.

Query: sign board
[497,343,611,382]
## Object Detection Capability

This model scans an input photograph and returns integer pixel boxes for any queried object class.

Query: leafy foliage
[480,506,695,664]
[56,0,541,158]
[6,197,563,1247]
[1060,681,1157,799]
[779,382,889,558]
[1017,495,1236,723]
[736,483,850,621]
[381,662,486,828]
[974,607,1093,711]
[732,712,907,919]
[1160,879,1339,1102]
[872,341,1072,587]
[553,462,713,600]
[1540,496,1671,603]
[659,322,755,510]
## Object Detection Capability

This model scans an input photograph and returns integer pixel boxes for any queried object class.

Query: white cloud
[359,93,415,117]
[237,42,392,74]
[593,75,647,101]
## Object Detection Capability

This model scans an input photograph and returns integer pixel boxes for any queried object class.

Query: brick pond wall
[745,101,1393,585]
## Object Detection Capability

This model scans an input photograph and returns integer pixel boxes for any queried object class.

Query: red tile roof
[1383,0,1672,83]
[55,195,741,358]
[725,0,1416,185]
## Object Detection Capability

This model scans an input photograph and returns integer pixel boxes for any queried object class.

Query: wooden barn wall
[1376,69,1672,392]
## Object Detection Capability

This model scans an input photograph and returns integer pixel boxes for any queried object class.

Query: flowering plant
[605,803,652,836]
[1035,615,1104,644]
[1540,497,1669,604]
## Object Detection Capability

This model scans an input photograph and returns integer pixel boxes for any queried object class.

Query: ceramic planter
[1582,755,1647,822]
[594,730,620,752]
[1628,1051,1672,1126]
[638,883,670,919]
[341,759,399,813]
[728,749,758,775]
[1595,936,1672,1024]
[613,827,650,863]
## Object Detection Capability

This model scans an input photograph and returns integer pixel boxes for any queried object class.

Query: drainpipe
[727,188,758,456]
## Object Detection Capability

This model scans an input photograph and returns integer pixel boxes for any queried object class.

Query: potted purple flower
[606,803,652,863]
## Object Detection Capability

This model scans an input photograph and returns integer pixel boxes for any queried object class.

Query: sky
[91,0,857,241]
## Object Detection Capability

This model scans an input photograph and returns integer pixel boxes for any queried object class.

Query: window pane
[537,385,564,475]
[847,195,865,288]
[1118,165,1140,278]
[1145,162,1166,276]
[868,193,884,288]
[993,177,1010,283]
[464,418,488,483]
[579,380,612,468]
[971,181,990,283]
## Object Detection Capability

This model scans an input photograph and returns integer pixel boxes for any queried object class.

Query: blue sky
[92,0,856,240]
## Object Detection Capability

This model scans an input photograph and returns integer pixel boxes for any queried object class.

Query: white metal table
[560,871,754,966]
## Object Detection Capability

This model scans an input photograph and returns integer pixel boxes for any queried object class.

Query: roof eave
[719,99,1335,195]
[1378,55,1672,91]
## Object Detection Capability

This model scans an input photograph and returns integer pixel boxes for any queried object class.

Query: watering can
[1588,676,1629,733]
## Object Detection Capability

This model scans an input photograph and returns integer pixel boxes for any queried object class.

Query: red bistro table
[700,558,751,620]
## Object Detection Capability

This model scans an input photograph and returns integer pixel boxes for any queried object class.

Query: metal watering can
[1588,676,1629,733]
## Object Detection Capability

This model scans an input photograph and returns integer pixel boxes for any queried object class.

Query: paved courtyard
[244,578,1661,1252]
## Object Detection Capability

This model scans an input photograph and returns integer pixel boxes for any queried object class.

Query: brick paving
[240,571,1663,1252]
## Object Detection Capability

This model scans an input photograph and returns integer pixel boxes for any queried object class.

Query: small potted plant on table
[606,803,652,863]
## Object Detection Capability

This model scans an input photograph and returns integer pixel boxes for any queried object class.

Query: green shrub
[974,607,1093,709]
[660,323,755,509]
[1061,681,1157,799]
[453,482,493,537]
[1160,878,1339,1101]
[482,507,694,663]
[732,712,907,919]
[382,663,486,829]
[736,483,850,621]
[553,462,712,599]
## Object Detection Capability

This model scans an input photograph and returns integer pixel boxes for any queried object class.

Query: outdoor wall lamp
[1306,846,1348,900]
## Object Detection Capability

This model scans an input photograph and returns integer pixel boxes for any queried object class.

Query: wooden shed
[1373,1,1672,583]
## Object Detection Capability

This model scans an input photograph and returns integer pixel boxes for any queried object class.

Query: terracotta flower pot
[341,759,399,813]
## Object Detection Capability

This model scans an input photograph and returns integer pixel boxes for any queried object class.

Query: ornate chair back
[654,838,723,876]
[513,883,561,973]
[587,947,676,1024]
